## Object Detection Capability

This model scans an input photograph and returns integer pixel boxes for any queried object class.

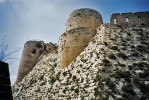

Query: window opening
[114,19,117,24]
[32,49,36,54]
[138,16,141,20]
[126,17,129,23]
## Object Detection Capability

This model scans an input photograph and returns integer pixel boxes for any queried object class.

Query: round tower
[15,41,44,84]
[58,8,103,68]
[66,8,103,31]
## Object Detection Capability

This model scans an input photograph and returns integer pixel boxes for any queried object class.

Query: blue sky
[0,0,149,84]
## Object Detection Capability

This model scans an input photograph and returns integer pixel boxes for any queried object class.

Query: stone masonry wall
[66,8,103,31]
[110,11,149,27]
[58,27,96,68]
[15,41,57,84]
[0,61,13,100]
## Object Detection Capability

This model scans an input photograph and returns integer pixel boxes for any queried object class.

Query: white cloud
[0,0,5,2]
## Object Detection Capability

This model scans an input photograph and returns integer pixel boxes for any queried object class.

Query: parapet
[66,8,103,31]
[110,11,149,27]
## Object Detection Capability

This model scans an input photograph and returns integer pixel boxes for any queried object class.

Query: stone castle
[13,8,149,99]
[15,8,149,84]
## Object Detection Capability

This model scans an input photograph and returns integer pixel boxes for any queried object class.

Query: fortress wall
[66,8,103,31]
[110,12,149,27]
[58,27,96,68]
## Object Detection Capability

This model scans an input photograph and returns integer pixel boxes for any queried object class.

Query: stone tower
[15,41,44,84]
[15,41,57,84]
[58,8,103,68]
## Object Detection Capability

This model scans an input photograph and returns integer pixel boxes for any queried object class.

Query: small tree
[0,36,19,61]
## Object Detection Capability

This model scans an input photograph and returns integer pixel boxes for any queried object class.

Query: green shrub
[136,45,146,52]
[115,71,131,78]
[101,59,112,67]
[117,52,127,59]
[108,53,117,59]
[121,83,135,95]
[110,45,118,50]
[51,77,56,83]
[74,88,79,94]
[96,73,101,80]
[131,52,139,57]
[36,42,42,48]
[63,72,67,76]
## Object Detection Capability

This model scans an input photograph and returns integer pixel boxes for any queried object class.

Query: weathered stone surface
[110,12,149,27]
[66,8,103,31]
[58,27,96,68]
[15,41,57,84]
[12,26,149,100]
[13,8,149,100]
[58,8,103,68]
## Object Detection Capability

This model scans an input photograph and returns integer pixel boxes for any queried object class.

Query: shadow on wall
[0,61,13,100]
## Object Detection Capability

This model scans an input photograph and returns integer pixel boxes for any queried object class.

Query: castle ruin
[110,12,149,27]
[15,41,57,84]
[15,8,149,84]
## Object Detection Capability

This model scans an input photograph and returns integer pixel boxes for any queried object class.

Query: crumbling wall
[0,61,13,100]
[58,27,96,68]
[15,41,57,84]
[66,8,103,31]
[110,12,149,27]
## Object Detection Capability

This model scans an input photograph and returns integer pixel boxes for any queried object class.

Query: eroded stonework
[66,8,103,31]
[110,12,149,27]
[58,8,103,68]
[13,8,149,99]
[15,41,57,84]
[58,27,96,68]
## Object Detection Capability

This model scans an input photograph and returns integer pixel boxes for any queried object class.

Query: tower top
[66,8,103,31]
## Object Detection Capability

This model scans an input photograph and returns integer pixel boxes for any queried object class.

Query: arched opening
[138,16,141,20]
